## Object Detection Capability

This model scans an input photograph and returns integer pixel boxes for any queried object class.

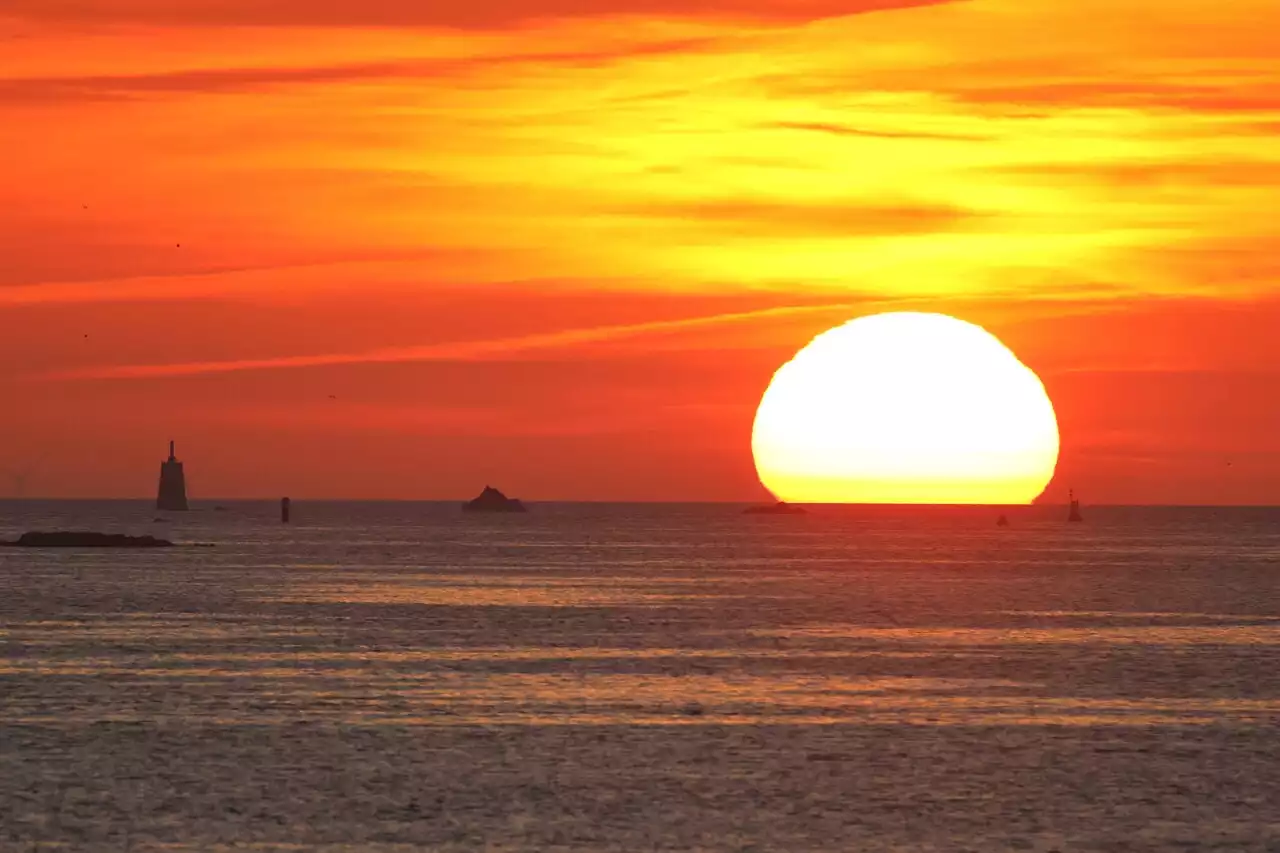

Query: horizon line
[0,497,1277,509]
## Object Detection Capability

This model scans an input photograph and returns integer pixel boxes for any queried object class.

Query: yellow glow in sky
[1,0,1278,502]
[752,313,1061,504]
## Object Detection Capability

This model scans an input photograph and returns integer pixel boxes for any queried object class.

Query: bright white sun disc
[751,312,1060,504]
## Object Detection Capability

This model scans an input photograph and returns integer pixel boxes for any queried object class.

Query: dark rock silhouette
[997,514,1009,527]
[2,531,174,548]
[744,501,806,515]
[156,440,189,511]
[463,486,527,513]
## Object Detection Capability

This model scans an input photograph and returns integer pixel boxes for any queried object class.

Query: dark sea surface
[2,500,1278,851]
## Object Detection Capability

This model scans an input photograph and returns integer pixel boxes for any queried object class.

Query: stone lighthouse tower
[156,440,189,511]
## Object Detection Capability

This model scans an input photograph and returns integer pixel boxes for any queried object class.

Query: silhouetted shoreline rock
[1,531,175,548]
[744,501,806,516]
[463,486,527,513]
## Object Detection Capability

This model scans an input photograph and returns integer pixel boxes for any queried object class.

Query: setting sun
[752,312,1060,504]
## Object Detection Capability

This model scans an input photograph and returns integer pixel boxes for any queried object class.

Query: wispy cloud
[610,199,979,238]
[764,121,992,142]
[0,36,732,103]
[41,303,861,381]
[2,0,950,28]
[951,81,1280,112]
[0,38,722,102]
[0,62,415,103]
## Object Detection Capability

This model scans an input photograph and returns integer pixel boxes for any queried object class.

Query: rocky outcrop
[463,486,527,513]
[1,531,175,548]
[743,501,806,516]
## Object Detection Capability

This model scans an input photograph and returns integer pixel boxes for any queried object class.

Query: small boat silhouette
[744,501,806,515]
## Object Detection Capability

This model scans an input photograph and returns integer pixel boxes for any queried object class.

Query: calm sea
[2,501,1278,851]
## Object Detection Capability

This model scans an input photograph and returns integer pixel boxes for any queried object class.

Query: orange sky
[2,0,1278,502]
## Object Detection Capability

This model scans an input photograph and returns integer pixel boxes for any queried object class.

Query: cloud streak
[0,38,721,102]
[764,121,993,143]
[0,62,414,103]
[616,200,979,238]
[41,302,861,381]
[3,0,948,28]
[952,81,1280,112]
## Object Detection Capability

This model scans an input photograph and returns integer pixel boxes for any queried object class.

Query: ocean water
[1,500,1278,851]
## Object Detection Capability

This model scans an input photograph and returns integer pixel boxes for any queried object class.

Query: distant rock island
[2,531,174,548]
[744,501,806,516]
[463,486,527,513]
